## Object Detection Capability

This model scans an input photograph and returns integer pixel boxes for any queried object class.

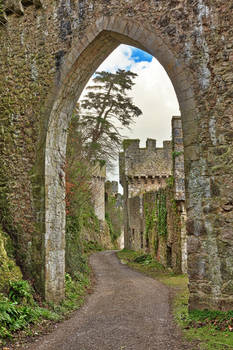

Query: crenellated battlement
[120,138,172,197]
[105,180,118,197]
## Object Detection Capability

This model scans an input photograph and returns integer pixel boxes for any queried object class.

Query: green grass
[117,249,184,286]
[52,271,91,315]
[117,249,233,350]
[175,291,233,350]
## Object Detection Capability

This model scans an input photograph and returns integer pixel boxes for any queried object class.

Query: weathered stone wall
[120,138,172,198]
[165,190,182,273]
[0,225,22,294]
[105,180,118,198]
[127,192,157,254]
[91,162,106,222]
[120,130,185,273]
[180,201,187,273]
[0,0,232,309]
[172,116,185,201]
[79,220,113,251]
[119,137,173,252]
[128,196,143,250]
[125,188,183,273]
[172,116,187,272]
[91,177,105,221]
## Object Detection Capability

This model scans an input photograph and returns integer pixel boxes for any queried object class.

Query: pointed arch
[44,16,198,302]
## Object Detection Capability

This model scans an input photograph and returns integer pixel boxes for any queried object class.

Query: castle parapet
[122,139,140,151]
[146,138,156,150]
[119,138,172,198]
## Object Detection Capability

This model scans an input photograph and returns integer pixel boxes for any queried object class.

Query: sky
[79,44,180,185]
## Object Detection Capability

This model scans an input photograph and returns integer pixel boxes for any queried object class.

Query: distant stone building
[105,180,124,248]
[119,116,187,273]
[120,139,172,198]
[105,181,118,198]
[105,180,123,209]
[91,162,106,222]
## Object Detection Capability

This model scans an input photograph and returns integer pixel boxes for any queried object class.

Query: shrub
[9,280,34,305]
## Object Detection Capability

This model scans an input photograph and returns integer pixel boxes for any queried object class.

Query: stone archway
[45,16,198,303]
[0,0,232,312]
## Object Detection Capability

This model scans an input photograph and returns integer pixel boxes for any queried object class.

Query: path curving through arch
[30,251,191,350]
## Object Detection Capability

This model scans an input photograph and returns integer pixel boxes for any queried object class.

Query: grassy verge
[117,249,233,350]
[0,243,100,348]
[175,291,233,350]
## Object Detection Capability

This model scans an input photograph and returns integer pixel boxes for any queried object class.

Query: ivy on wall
[65,130,102,277]
[105,212,115,242]
[172,151,183,160]
[0,225,22,294]
[157,190,167,237]
[144,201,157,245]
[144,190,167,236]
[105,195,123,247]
[143,189,167,258]
[0,164,19,261]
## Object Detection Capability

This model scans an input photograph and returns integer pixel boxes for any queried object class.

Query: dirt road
[30,251,191,350]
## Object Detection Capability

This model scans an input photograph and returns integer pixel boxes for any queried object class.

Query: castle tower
[91,161,106,222]
[119,138,172,249]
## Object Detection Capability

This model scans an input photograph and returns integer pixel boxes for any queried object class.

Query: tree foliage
[76,69,142,166]
[65,115,101,276]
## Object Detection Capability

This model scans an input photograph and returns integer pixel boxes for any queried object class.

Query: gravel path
[30,251,191,350]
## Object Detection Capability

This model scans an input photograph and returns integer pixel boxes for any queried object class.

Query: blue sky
[130,47,153,63]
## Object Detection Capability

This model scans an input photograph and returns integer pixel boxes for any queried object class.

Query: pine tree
[76,69,142,166]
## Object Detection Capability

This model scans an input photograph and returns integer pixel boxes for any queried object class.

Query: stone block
[184,145,200,161]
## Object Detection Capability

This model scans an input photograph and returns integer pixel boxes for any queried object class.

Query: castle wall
[172,117,185,201]
[105,181,118,198]
[120,138,173,251]
[128,176,169,199]
[0,1,232,309]
[122,139,172,182]
[128,196,143,251]
[180,201,188,273]
[125,189,183,273]
[105,181,124,248]
[120,119,187,273]
[91,163,106,222]
[172,116,187,272]
[91,177,105,222]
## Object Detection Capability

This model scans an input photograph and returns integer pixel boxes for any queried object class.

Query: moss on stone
[122,139,140,150]
[0,225,22,294]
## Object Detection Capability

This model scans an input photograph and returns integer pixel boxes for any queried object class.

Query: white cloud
[79,44,180,184]
[126,56,180,147]
[97,45,133,72]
